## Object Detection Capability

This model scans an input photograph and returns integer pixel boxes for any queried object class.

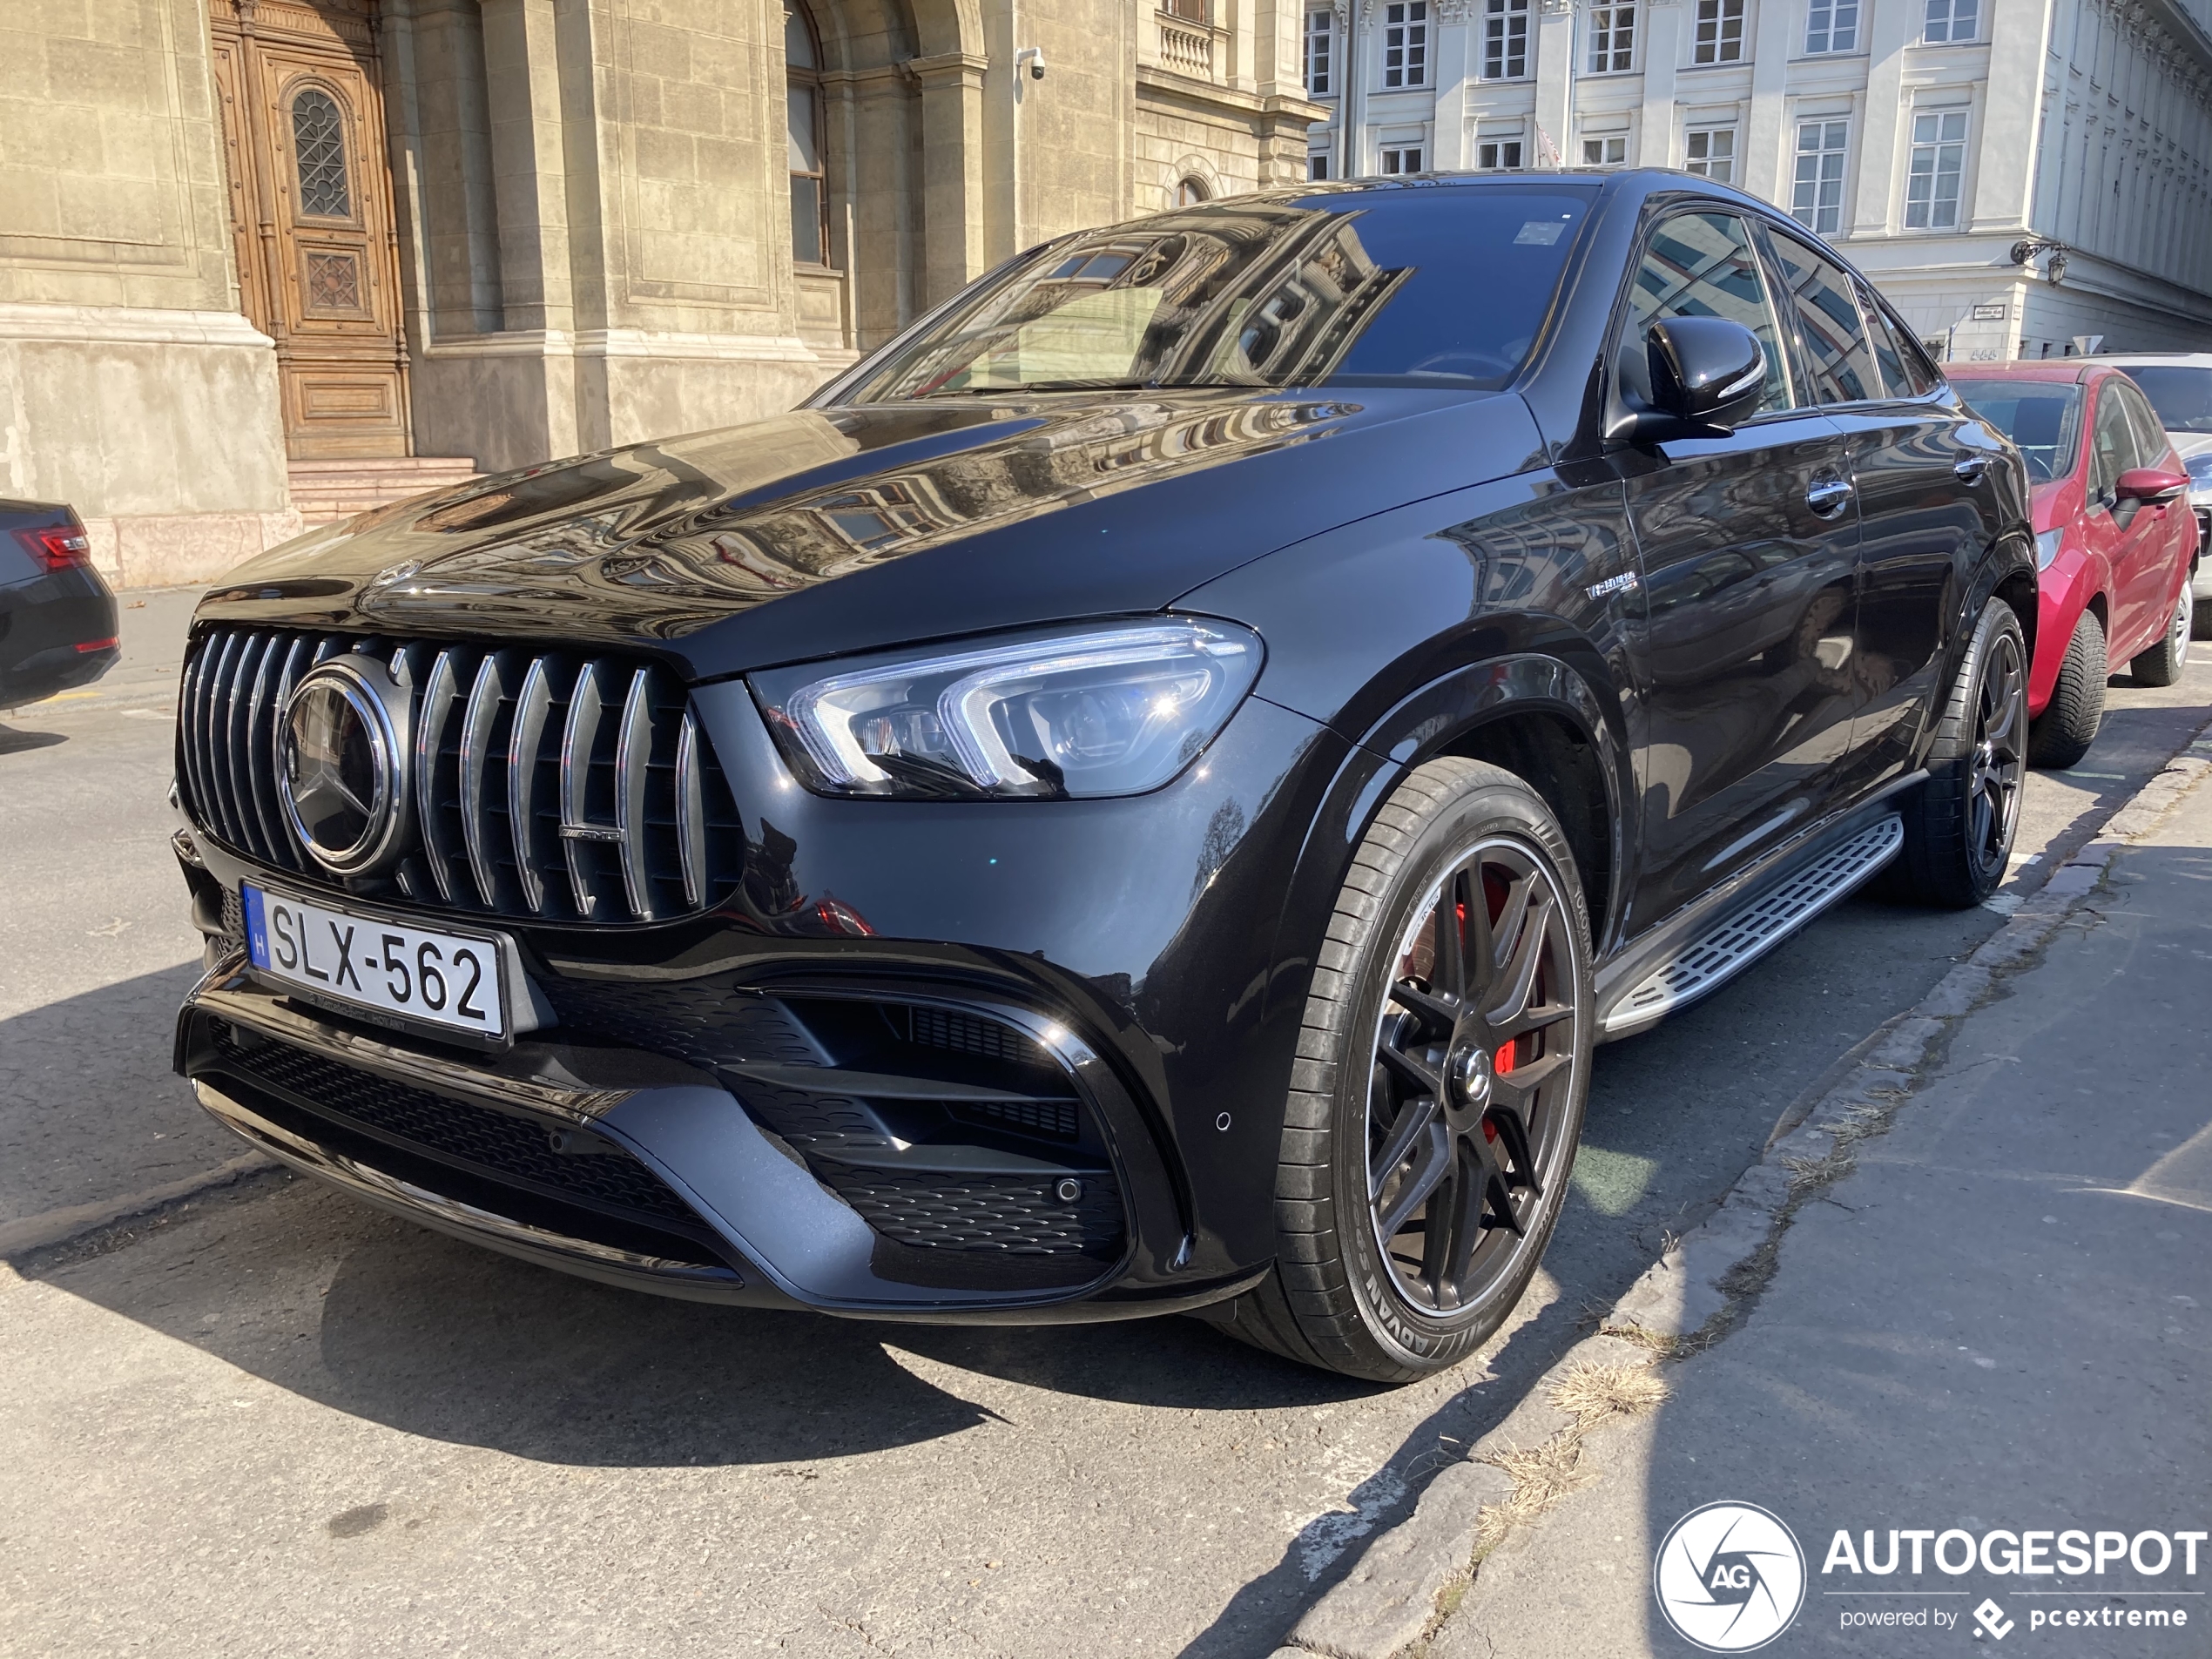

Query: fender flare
[1258,646,1634,1032]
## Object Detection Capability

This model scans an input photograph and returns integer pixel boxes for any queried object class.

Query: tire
[2027,608,2107,771]
[2193,597,2212,642]
[1211,759,1595,1382]
[2130,583,2192,687]
[1897,598,2028,908]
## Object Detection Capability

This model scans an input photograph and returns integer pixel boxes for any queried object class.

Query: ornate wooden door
[210,0,411,459]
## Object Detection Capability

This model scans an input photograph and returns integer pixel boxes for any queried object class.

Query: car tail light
[75,637,118,653]
[13,524,91,570]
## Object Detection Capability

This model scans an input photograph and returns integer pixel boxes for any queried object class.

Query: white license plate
[243,884,509,1040]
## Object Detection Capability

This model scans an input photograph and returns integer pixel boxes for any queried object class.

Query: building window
[1305,10,1334,96]
[1905,109,1968,228]
[1693,0,1745,64]
[1588,4,1635,72]
[1476,135,1526,171]
[1309,151,1332,180]
[1922,0,1977,43]
[1685,125,1737,183]
[1162,0,1211,17]
[1791,118,1850,234]
[1176,176,1212,206]
[1483,0,1531,81]
[1582,134,1628,167]
[1380,145,1425,174]
[1382,3,1429,89]
[1805,0,1858,52]
[290,88,352,219]
[786,4,830,266]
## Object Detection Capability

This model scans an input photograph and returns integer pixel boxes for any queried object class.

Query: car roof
[1945,362,2095,385]
[2080,353,2212,368]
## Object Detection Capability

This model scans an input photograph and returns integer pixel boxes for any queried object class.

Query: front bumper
[179,961,1266,1320]
[172,682,1345,1319]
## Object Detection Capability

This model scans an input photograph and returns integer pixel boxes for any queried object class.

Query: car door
[2109,374,2192,650]
[2084,377,2167,656]
[1613,208,1863,935]
[1759,229,1999,797]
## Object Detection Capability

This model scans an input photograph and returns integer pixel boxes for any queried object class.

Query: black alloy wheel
[1898,597,2029,907]
[1964,627,2027,888]
[1211,758,1593,1382]
[1366,840,1581,1316]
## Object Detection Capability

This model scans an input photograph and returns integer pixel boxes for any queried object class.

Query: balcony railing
[1157,9,1224,79]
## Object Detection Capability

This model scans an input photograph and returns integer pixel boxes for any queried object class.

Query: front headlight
[752,618,1264,799]
[2034,528,2063,571]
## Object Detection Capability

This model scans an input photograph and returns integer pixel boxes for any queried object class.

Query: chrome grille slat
[676,709,705,912]
[615,666,655,922]
[559,660,608,919]
[178,628,738,927]
[415,649,462,903]
[459,652,509,909]
[509,655,555,917]
[242,634,289,864]
[206,631,247,848]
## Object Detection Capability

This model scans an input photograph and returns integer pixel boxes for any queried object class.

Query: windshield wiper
[917,378,1163,397]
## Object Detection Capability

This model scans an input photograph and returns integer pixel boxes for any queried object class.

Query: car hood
[198,388,1544,680]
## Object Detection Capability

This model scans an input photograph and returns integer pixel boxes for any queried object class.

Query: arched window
[1175,176,1211,206]
[290,87,352,219]
[786,5,830,266]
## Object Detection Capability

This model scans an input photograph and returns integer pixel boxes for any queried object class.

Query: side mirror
[2115,466,2188,506]
[1610,315,1769,444]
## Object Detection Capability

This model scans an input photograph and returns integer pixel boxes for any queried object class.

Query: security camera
[1017,46,1046,80]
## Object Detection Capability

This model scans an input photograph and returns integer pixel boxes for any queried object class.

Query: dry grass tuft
[1550,1360,1669,1426]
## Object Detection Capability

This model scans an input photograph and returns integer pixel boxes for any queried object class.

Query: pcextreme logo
[1654,1501,1809,1652]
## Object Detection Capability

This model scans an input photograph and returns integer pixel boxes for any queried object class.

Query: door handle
[1806,475,1854,518]
[1954,454,1992,484]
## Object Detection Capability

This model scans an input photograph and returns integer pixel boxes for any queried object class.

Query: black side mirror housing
[1609,315,1770,445]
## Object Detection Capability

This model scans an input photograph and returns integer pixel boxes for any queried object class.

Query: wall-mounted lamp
[2010,237,2068,286]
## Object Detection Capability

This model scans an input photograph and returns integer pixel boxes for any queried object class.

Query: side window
[1622,211,1792,415]
[1852,280,1939,399]
[2088,386,2138,503]
[2114,381,2172,470]
[1766,231,1884,405]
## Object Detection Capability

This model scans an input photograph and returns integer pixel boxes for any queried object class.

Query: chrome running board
[1602,813,1904,1038]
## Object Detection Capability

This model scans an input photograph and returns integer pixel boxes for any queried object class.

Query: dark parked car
[170,172,2033,1382]
[1,500,118,707]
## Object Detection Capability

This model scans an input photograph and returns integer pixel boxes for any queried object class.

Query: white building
[1299,0,2212,363]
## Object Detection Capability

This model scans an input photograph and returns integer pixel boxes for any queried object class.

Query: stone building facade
[1301,0,2212,366]
[1,0,1320,586]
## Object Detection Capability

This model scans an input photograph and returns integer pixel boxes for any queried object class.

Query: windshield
[2121,366,2212,435]
[1950,379,2083,483]
[833,186,1598,401]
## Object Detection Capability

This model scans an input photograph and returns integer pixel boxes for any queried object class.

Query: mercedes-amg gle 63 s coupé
[172,172,2033,1381]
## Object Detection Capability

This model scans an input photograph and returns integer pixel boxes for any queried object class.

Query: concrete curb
[0,1150,274,1259]
[1269,734,2212,1659]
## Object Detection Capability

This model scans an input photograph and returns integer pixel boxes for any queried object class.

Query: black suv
[172,172,2032,1381]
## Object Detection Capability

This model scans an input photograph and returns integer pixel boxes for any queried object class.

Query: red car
[1949,364,2196,766]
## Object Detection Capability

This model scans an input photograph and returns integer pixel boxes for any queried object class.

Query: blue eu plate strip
[243,884,270,969]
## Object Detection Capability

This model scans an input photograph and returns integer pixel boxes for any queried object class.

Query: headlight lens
[752,619,1264,799]
[2034,528,2064,570]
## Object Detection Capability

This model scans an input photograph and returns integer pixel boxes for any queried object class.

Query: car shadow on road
[0,721,68,753]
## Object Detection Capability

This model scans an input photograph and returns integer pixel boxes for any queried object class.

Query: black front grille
[204,1020,726,1264]
[179,628,743,925]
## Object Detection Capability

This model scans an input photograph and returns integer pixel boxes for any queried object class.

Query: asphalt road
[3,594,2209,1657]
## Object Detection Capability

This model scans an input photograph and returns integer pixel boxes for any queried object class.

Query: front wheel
[1898,598,2027,908]
[1213,759,1593,1382]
